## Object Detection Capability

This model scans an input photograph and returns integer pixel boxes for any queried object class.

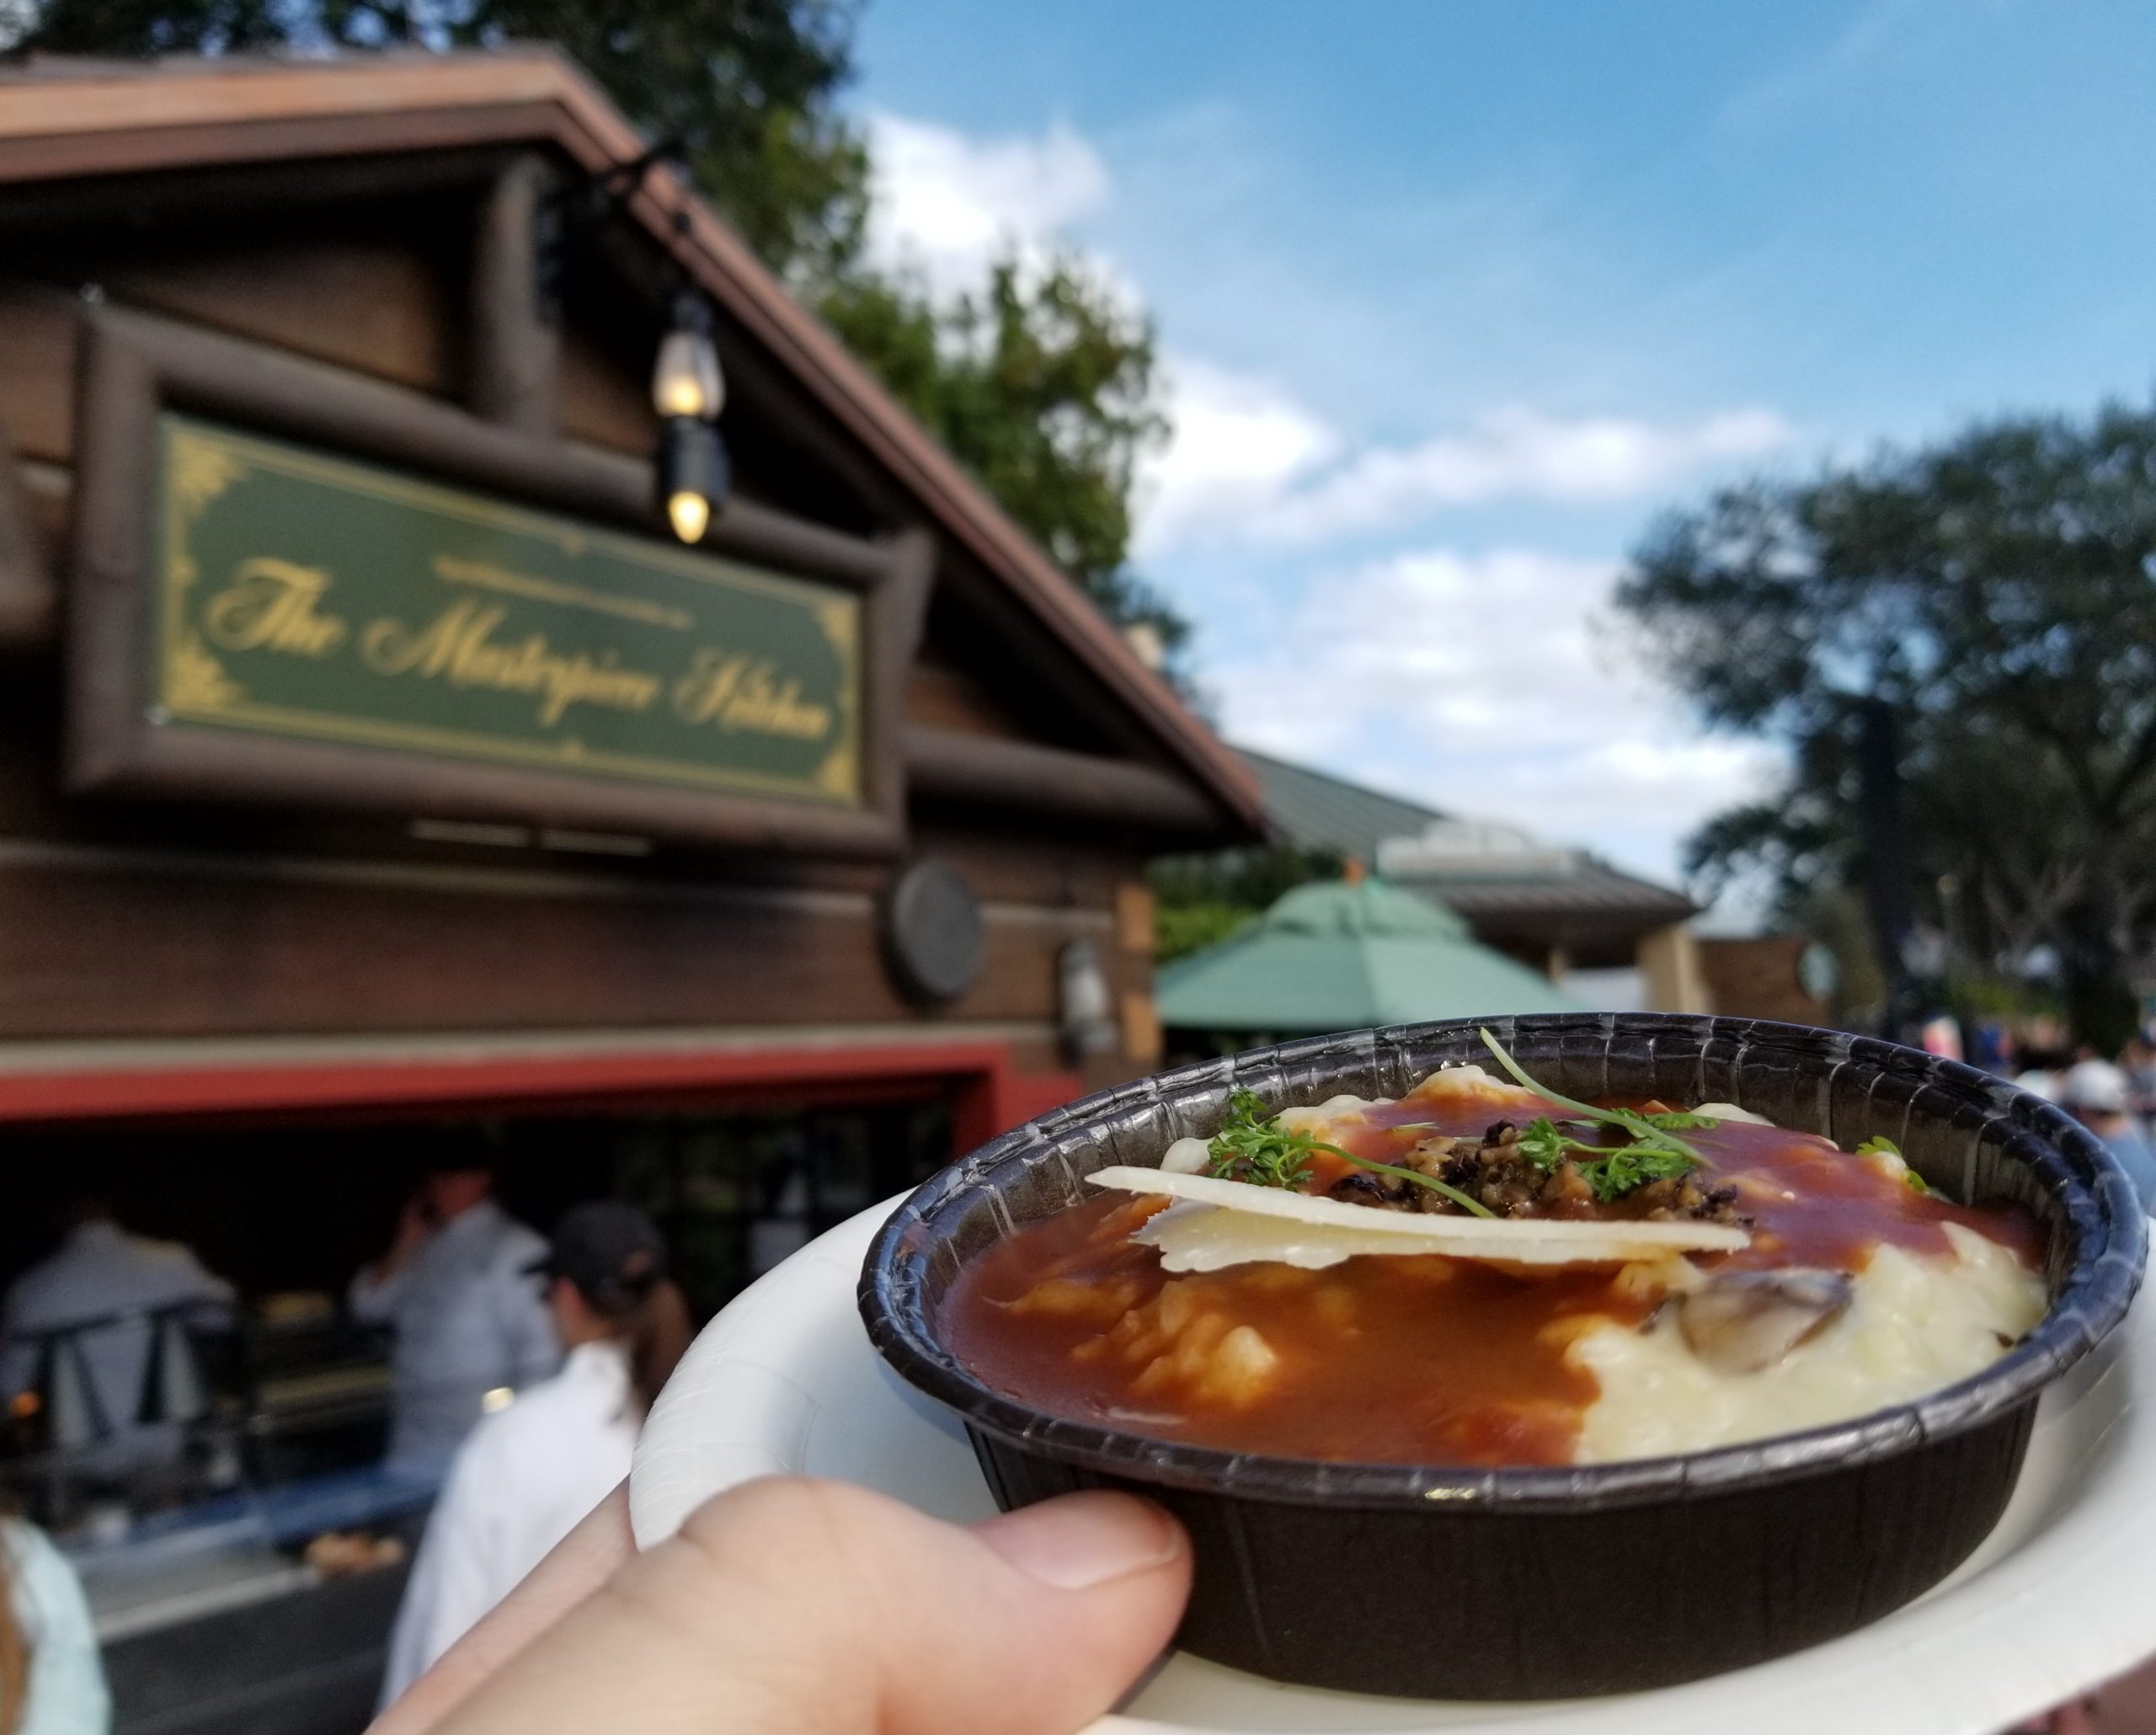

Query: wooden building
[0,49,1259,1731]
[0,47,1257,1171]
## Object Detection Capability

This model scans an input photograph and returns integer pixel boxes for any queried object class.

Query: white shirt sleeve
[377,1430,507,1709]
[347,1257,412,1326]
[494,1259,559,1394]
[6,1521,110,1735]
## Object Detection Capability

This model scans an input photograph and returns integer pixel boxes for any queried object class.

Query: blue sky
[844,0,2156,893]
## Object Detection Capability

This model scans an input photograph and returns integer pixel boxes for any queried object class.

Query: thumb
[435,1476,1192,1735]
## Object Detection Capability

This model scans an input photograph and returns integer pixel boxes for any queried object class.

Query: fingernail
[977,1492,1184,1590]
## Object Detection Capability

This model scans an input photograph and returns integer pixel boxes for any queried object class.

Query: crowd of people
[1998,1030,2156,1212]
[0,1158,691,1735]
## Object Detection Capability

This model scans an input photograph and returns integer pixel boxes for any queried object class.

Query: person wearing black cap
[377,1201,691,1706]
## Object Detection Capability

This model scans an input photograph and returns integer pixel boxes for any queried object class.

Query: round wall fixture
[880,857,985,1005]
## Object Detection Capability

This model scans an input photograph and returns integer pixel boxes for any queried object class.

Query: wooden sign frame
[67,307,932,857]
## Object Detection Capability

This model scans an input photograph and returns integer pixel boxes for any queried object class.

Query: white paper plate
[632,1197,2156,1734]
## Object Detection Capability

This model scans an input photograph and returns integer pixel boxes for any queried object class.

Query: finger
[434,1476,1191,1735]
[370,1482,635,1735]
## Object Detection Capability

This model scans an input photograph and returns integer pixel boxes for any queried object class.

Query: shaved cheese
[1404,1063,1544,1109]
[1160,1137,1212,1175]
[1134,1202,1737,1272]
[1086,1166,1748,1267]
[1693,1102,1771,1126]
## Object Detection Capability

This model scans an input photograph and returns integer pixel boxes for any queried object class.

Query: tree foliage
[11,0,1184,649]
[1619,403,2156,1044]
[1148,846,1344,965]
[822,258,1182,646]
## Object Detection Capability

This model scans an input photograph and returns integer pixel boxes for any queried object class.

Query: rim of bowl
[859,1013,2149,1512]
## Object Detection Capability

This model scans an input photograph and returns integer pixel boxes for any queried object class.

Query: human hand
[369,1197,433,1280]
[370,1476,1192,1735]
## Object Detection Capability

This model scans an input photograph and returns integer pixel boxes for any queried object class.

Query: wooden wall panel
[0,853,1108,1039]
[0,291,78,462]
[94,239,457,398]
[558,326,657,456]
[905,659,1033,738]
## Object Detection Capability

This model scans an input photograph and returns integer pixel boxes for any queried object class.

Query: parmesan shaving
[1086,1165,1749,1265]
[1693,1102,1771,1126]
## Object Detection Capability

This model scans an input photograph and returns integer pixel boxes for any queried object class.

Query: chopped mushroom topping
[1323,1119,1748,1227]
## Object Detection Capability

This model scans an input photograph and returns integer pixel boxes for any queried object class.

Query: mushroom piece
[1676,1268,1854,1375]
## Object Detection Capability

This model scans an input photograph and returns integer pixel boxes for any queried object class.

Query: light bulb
[652,328,723,419]
[668,489,711,544]
[656,414,728,543]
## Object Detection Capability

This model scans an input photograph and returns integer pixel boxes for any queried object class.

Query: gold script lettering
[363,600,662,726]
[203,558,348,658]
[672,647,833,741]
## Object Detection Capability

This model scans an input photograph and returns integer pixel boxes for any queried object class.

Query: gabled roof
[1155,876,1583,1033]
[1235,747,1695,930]
[0,49,1264,835]
[1236,746,1448,863]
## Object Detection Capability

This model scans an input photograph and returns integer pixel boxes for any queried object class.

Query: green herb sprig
[1477,1028,1708,1162]
[1855,1134,1930,1193]
[1476,1028,1718,1202]
[1514,1116,1700,1203]
[1205,1089,1497,1219]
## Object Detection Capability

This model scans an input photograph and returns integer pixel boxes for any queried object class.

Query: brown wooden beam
[468,153,560,435]
[0,409,54,645]
[904,727,1228,837]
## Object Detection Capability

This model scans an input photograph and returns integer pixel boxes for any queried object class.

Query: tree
[822,257,1182,649]
[9,0,1187,654]
[1619,402,2156,1046]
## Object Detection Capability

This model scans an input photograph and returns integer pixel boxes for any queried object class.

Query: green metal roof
[1236,748,1449,863]
[1155,878,1584,1033]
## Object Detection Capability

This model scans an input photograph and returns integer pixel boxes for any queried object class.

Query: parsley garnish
[1515,1115,1700,1203]
[1855,1134,1929,1193]
[1476,1028,1716,1202]
[1204,1089,1497,1219]
[1476,1028,1710,1162]
[1636,1109,1721,1132]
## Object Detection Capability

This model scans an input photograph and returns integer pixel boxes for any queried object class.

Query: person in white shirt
[348,1158,558,1470]
[377,1201,691,1708]
[1,1511,108,1735]
[0,1198,236,1476]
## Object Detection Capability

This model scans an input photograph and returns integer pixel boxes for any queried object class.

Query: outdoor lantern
[659,414,728,544]
[1057,939,1118,1060]
[651,290,724,419]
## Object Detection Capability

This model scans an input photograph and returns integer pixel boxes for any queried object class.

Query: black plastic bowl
[858,1015,2147,1700]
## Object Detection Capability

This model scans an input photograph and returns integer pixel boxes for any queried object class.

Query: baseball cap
[2062,1059,2130,1116]
[531,1201,668,1313]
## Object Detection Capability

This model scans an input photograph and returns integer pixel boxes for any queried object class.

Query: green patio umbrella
[1156,876,1584,1034]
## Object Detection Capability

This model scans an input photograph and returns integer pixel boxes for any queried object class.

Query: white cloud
[863,110,1111,298]
[1134,356,1340,558]
[1142,401,1791,554]
[1208,547,1782,883]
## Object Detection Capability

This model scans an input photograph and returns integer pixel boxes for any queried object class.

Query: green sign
[151,414,862,807]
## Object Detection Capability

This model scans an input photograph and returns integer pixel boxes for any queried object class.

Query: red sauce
[940,1090,2045,1467]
